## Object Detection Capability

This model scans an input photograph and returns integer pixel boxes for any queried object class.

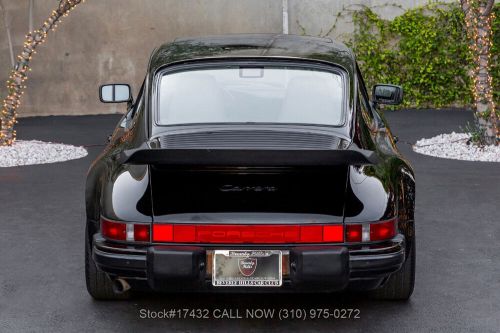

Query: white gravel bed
[413,132,500,162]
[0,140,88,167]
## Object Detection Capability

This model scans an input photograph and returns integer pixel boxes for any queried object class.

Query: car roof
[149,33,355,74]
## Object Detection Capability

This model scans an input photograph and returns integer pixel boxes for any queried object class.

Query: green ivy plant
[491,4,499,107]
[344,2,499,109]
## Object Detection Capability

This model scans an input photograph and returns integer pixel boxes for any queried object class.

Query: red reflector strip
[101,219,126,241]
[153,224,173,242]
[299,225,323,243]
[152,224,344,244]
[323,225,344,242]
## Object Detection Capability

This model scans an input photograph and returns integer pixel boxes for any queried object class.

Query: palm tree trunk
[461,0,498,145]
[0,0,83,146]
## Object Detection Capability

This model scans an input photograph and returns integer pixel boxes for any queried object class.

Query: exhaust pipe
[112,278,131,294]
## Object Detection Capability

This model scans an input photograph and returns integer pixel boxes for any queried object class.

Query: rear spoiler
[118,148,378,166]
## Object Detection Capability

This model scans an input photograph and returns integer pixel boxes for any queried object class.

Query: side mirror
[372,84,403,105]
[99,84,132,103]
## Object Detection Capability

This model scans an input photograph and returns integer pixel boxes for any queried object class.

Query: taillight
[101,217,150,242]
[346,218,397,242]
[370,219,397,241]
[101,219,126,241]
[101,217,395,244]
[152,224,344,244]
[346,224,362,242]
[134,224,151,242]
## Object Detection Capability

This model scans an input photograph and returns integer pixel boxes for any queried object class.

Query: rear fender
[397,166,416,257]
[343,165,397,223]
[99,163,153,223]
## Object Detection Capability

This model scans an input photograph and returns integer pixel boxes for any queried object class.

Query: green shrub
[348,3,486,109]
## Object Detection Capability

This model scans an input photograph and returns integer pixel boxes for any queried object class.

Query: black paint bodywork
[85,34,415,291]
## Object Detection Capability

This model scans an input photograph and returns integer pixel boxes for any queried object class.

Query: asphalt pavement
[0,109,499,332]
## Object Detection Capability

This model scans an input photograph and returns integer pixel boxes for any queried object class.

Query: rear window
[156,65,345,126]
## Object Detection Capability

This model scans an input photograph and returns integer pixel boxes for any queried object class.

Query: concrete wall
[0,0,455,117]
[288,0,454,38]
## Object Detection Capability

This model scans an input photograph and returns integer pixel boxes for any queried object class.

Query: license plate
[212,250,282,287]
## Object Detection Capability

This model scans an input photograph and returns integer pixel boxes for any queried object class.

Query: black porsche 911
[85,34,415,300]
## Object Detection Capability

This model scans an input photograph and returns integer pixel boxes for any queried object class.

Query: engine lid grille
[158,130,341,150]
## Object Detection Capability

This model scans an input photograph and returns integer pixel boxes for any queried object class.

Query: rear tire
[370,240,415,301]
[85,228,130,300]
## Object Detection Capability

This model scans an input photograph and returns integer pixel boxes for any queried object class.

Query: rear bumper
[92,234,405,292]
